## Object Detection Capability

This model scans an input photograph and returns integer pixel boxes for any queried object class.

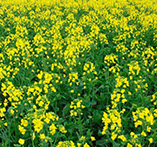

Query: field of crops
[0,0,157,146]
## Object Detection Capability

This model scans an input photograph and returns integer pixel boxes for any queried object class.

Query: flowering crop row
[0,0,157,146]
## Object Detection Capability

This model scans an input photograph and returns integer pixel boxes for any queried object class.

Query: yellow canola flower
[40,133,45,140]
[10,109,14,114]
[49,123,57,135]
[4,122,7,126]
[33,132,35,140]
[141,131,147,137]
[57,141,75,147]
[19,138,25,145]
[91,136,96,141]
[32,119,44,133]
[79,136,86,142]
[77,143,81,147]
[59,125,67,133]
[111,132,117,141]
[118,135,127,142]
[147,126,151,132]
[149,138,153,144]
[134,120,142,128]
[127,143,133,147]
[83,143,90,147]
[21,119,28,127]
[18,125,26,135]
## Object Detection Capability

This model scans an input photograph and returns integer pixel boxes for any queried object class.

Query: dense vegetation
[0,0,157,146]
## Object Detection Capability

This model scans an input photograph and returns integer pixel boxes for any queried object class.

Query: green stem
[78,113,83,136]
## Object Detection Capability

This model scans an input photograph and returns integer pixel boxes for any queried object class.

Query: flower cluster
[70,99,85,117]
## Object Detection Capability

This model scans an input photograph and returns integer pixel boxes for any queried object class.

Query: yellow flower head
[19,138,25,145]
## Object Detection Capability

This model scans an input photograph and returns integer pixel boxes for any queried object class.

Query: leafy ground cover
[0,0,157,146]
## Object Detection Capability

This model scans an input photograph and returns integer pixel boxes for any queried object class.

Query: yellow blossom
[149,138,153,143]
[19,138,25,145]
[91,136,96,141]
[40,133,45,140]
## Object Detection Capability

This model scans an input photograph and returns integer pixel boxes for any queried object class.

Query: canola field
[0,0,157,146]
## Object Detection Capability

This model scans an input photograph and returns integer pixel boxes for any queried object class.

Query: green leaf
[93,110,103,123]
[96,138,107,146]
[13,144,21,147]
[63,104,70,116]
